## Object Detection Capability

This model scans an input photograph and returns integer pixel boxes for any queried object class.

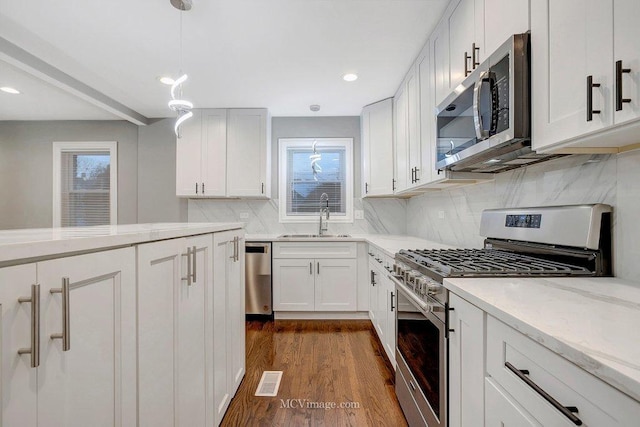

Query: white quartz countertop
[245,233,453,257]
[0,223,243,264]
[444,276,640,402]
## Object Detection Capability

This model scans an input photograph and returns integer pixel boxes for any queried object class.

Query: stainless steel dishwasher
[245,242,272,316]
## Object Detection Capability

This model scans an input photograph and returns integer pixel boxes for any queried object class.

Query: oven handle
[390,275,429,313]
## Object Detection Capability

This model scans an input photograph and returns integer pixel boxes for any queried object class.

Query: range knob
[427,281,442,295]
[414,277,427,296]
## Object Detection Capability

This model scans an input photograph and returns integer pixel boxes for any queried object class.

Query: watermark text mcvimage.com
[280,399,361,410]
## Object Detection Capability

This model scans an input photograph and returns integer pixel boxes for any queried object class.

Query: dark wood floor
[221,319,408,427]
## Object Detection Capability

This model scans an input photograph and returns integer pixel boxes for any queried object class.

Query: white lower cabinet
[272,242,357,313]
[485,378,541,426]
[0,248,136,427]
[448,293,485,427]
[138,235,212,426]
[212,228,245,424]
[367,248,395,366]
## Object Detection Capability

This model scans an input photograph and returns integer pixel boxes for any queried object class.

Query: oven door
[395,281,447,427]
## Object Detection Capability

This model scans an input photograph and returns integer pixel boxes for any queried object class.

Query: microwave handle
[473,70,491,141]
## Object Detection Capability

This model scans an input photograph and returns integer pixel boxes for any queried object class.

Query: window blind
[286,147,346,216]
[60,151,111,227]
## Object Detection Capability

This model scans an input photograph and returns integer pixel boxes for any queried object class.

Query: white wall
[406,152,640,283]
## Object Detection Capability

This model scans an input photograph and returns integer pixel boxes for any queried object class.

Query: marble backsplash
[407,151,640,282]
[188,197,408,235]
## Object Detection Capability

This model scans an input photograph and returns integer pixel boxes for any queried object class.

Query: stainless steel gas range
[391,204,613,427]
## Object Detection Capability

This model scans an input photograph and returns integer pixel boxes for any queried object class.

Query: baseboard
[274,311,371,320]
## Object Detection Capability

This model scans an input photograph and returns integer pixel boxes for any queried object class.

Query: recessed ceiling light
[343,73,358,82]
[484,158,502,164]
[0,86,20,94]
[158,76,175,85]
[310,104,321,112]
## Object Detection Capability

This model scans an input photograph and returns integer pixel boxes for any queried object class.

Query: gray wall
[0,120,139,229]
[137,118,188,223]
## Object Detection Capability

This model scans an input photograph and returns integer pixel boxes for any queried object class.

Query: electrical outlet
[355,210,364,220]
[239,212,249,219]
[438,211,445,220]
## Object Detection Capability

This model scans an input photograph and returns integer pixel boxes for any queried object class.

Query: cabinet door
[176,109,203,196]
[368,264,378,323]
[449,0,482,88]
[406,68,422,187]
[227,232,245,395]
[449,293,485,427]
[361,105,371,196]
[485,378,541,426]
[227,109,269,197]
[212,233,230,423]
[375,271,388,350]
[394,87,409,193]
[37,247,136,427]
[138,238,207,427]
[202,109,227,197]
[613,0,640,125]
[366,99,395,196]
[273,259,315,311]
[384,279,396,365]
[314,259,357,311]
[418,45,435,184]
[433,19,452,107]
[0,264,38,427]
[483,0,529,56]
[531,0,614,151]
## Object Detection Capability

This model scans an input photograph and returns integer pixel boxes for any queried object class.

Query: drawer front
[273,242,357,259]
[487,316,640,426]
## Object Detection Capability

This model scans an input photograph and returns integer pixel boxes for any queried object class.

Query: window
[53,142,117,227]
[279,138,353,222]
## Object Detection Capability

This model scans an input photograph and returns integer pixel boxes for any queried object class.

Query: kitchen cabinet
[532,0,640,153]
[273,242,358,312]
[448,293,485,427]
[483,0,529,56]
[432,18,451,107]
[393,85,409,193]
[485,378,539,426]
[366,247,395,366]
[226,109,271,197]
[361,98,394,197]
[176,108,271,198]
[486,315,640,426]
[212,230,245,423]
[137,234,213,427]
[449,0,484,89]
[394,65,421,193]
[0,248,136,427]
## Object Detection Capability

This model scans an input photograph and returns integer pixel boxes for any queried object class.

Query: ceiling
[0,0,449,121]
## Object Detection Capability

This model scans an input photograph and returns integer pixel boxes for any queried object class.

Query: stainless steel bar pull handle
[191,246,197,283]
[310,262,313,275]
[50,278,70,352]
[464,51,471,77]
[616,60,632,111]
[183,247,192,286]
[587,75,601,122]
[18,284,40,367]
[317,262,320,275]
[472,42,480,68]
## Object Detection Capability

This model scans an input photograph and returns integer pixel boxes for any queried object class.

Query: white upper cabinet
[393,65,421,194]
[393,85,409,193]
[483,0,529,56]
[418,43,436,184]
[361,98,394,197]
[432,19,452,108]
[176,108,271,198]
[227,109,271,197]
[449,0,484,89]
[532,0,640,152]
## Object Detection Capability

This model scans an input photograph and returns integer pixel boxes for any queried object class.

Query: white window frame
[278,138,353,223]
[52,141,118,227]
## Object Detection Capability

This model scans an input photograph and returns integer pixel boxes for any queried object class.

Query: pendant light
[168,0,194,138]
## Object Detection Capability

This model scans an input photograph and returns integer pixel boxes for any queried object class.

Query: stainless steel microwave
[435,33,556,173]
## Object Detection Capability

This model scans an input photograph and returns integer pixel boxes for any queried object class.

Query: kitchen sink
[279,234,351,238]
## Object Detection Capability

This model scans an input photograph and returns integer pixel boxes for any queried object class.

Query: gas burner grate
[398,249,593,277]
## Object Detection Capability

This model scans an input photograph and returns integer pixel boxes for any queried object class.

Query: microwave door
[473,70,497,141]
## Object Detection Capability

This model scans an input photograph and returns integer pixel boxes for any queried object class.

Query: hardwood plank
[221,320,408,427]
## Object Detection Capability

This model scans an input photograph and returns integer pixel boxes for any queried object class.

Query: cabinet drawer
[487,316,640,426]
[273,242,357,259]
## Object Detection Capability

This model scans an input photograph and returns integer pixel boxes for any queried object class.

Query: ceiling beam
[0,36,149,126]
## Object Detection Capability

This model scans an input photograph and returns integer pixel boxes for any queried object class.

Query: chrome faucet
[318,193,330,236]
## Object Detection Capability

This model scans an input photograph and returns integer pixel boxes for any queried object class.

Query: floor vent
[255,371,283,397]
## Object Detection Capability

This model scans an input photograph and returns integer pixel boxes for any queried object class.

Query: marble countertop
[444,276,640,402]
[0,223,243,264]
[245,233,453,257]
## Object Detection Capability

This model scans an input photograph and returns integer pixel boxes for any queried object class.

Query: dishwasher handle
[245,243,270,254]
